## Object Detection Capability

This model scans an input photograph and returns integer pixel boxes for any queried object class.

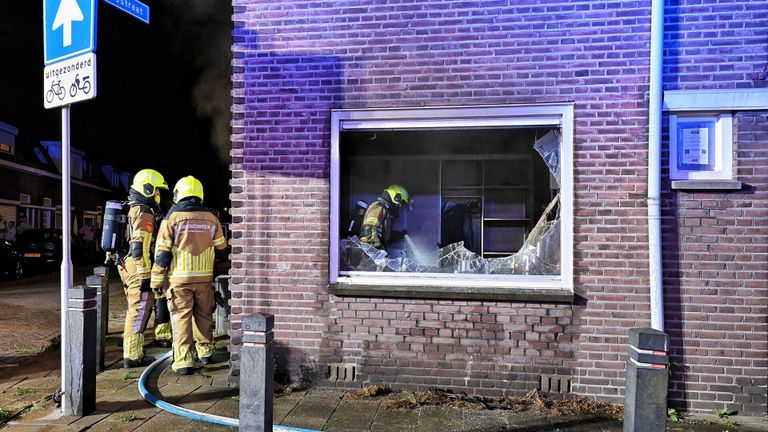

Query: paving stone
[370,407,420,432]
[325,399,381,432]
[273,391,306,424]
[418,406,464,432]
[280,391,343,431]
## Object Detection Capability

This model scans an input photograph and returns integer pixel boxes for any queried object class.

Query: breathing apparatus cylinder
[101,200,128,262]
[347,200,369,237]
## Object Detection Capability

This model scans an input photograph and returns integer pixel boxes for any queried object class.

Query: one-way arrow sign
[44,0,97,65]
[52,0,84,47]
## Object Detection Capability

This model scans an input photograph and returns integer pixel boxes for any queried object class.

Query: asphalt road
[0,265,124,364]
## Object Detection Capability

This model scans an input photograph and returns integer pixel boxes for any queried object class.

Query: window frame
[330,104,574,292]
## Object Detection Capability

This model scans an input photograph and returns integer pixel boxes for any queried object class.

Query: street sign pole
[60,104,73,414]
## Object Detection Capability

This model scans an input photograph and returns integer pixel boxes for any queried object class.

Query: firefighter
[359,184,410,249]
[150,176,228,375]
[119,169,169,368]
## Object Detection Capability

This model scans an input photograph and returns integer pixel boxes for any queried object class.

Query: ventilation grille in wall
[327,363,357,382]
[539,374,571,394]
[19,194,31,205]
[43,197,53,207]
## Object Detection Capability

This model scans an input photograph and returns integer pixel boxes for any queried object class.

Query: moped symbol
[69,74,92,97]
[46,80,66,103]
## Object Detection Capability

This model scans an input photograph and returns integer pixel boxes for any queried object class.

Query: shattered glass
[341,219,560,276]
[340,128,562,276]
[534,130,561,187]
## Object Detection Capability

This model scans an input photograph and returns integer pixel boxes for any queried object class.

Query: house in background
[0,121,129,235]
[228,0,767,416]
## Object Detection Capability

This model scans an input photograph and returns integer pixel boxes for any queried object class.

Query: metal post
[60,105,73,413]
[64,285,97,417]
[623,328,669,432]
[239,313,274,432]
[87,274,107,372]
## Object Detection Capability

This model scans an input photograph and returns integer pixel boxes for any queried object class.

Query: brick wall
[660,0,768,415]
[229,0,767,413]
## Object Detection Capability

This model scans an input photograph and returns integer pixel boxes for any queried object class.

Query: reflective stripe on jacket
[151,209,227,286]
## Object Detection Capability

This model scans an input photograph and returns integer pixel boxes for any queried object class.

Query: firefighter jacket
[127,204,157,280]
[150,199,227,288]
[359,198,393,249]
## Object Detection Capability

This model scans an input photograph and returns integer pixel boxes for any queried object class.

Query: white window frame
[330,104,574,291]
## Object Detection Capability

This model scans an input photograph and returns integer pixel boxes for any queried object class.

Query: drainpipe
[648,0,664,332]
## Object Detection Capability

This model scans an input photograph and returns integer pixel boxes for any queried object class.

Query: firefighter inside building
[116,169,173,368]
[150,176,228,375]
[357,184,410,250]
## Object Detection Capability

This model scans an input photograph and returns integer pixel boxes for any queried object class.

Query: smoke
[162,0,232,166]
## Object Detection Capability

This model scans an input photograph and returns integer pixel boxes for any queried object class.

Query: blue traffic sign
[43,0,97,65]
[103,0,149,24]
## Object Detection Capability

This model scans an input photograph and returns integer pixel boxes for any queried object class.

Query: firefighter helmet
[384,184,409,206]
[131,169,168,202]
[173,176,204,203]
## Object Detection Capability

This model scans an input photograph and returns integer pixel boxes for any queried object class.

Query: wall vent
[43,197,53,207]
[539,374,571,394]
[327,363,357,382]
[19,194,31,205]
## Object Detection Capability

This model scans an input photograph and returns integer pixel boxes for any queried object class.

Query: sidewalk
[0,279,765,431]
[1,334,766,432]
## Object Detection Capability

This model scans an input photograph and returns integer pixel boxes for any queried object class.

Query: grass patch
[14,387,34,397]
[0,408,12,422]
[30,398,47,412]
[122,372,136,381]
[119,411,139,422]
[231,396,240,402]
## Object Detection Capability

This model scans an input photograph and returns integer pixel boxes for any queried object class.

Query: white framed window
[330,104,574,292]
[669,113,733,181]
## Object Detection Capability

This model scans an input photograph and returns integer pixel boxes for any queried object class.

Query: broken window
[330,105,573,290]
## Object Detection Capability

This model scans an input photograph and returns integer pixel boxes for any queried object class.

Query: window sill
[328,283,574,303]
[671,179,742,191]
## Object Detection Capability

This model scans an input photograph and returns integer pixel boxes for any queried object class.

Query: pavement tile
[273,392,306,424]
[324,399,381,432]
[370,407,420,432]
[418,406,464,432]
[280,391,343,431]
[0,423,82,432]
[459,409,509,432]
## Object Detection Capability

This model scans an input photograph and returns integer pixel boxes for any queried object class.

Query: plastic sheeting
[340,219,560,276]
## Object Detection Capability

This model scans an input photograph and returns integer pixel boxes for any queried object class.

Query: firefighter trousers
[118,259,155,361]
[167,281,215,371]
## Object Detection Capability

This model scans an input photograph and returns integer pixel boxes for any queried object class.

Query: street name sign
[44,0,98,65]
[44,52,97,109]
[103,0,149,24]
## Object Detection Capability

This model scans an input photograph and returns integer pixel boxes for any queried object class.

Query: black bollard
[64,285,97,416]
[623,328,669,432]
[239,313,274,432]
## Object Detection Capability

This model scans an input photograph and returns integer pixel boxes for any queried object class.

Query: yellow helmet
[131,169,168,200]
[173,176,204,203]
[384,184,409,206]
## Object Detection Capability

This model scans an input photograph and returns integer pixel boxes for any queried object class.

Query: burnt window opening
[338,127,561,276]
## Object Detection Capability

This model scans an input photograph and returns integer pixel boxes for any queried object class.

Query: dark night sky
[0,0,232,208]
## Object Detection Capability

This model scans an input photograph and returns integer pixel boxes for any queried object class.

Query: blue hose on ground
[138,351,320,432]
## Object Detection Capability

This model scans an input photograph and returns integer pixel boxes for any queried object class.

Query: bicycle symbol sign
[43,52,97,109]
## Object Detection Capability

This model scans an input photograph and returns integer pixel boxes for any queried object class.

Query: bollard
[65,285,97,417]
[213,275,231,338]
[93,266,110,334]
[239,313,274,432]
[86,274,107,372]
[623,328,669,432]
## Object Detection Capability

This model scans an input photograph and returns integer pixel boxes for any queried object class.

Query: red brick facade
[229,0,768,414]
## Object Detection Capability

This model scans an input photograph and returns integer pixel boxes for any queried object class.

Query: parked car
[0,240,23,280]
[15,229,62,273]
